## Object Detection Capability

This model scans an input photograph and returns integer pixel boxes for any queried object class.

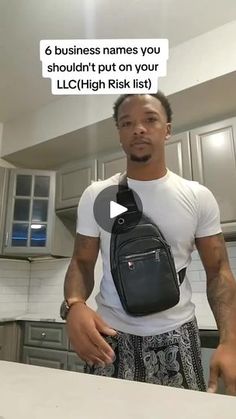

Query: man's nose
[133,122,146,135]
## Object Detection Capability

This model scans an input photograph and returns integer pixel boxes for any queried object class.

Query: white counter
[0,361,235,419]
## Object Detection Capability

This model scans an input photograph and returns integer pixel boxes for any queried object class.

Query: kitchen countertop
[0,312,64,323]
[0,361,235,419]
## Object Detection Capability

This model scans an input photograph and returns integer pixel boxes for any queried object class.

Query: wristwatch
[60,299,86,320]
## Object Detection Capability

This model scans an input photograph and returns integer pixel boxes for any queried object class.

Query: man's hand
[208,343,236,396]
[66,302,117,367]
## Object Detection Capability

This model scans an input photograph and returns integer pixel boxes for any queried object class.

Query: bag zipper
[120,249,161,262]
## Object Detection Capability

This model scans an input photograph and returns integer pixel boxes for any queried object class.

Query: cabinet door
[201,347,225,394]
[0,322,21,362]
[24,322,68,350]
[165,132,192,180]
[67,352,85,373]
[3,169,55,255]
[190,118,236,236]
[56,158,97,209]
[0,167,9,252]
[22,346,68,370]
[97,151,126,180]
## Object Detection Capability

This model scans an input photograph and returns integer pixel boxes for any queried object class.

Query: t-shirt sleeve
[195,184,222,238]
[76,184,99,237]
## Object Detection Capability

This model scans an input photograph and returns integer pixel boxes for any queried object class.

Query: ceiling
[1,0,236,122]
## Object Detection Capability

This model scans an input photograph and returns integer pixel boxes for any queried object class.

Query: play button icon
[110,201,128,219]
[93,184,143,233]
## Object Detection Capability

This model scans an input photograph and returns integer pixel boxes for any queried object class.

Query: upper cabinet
[97,150,126,180]
[165,131,192,180]
[3,169,73,257]
[55,158,97,209]
[190,117,236,237]
[4,169,54,255]
[0,167,9,252]
[53,116,236,239]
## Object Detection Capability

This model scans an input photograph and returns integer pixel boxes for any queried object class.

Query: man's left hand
[208,343,236,396]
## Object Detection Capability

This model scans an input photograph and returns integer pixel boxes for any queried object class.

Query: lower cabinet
[21,321,85,372]
[0,321,22,362]
[67,351,85,373]
[22,346,68,369]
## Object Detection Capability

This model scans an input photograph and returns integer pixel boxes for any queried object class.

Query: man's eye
[121,121,132,127]
[146,117,158,123]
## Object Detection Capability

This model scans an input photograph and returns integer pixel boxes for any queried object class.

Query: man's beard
[130,153,151,163]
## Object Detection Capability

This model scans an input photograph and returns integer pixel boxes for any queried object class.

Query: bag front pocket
[118,248,179,315]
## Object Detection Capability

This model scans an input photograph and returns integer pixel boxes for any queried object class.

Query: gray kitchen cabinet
[0,166,9,252]
[3,169,73,256]
[24,321,68,350]
[67,352,85,373]
[97,150,126,180]
[56,158,97,209]
[97,135,192,181]
[0,321,22,362]
[165,131,192,180]
[3,169,54,255]
[201,348,225,395]
[22,321,69,370]
[22,346,68,369]
[190,117,236,237]
[22,321,84,372]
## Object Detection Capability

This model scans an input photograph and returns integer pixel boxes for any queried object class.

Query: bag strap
[117,172,139,213]
[118,172,186,285]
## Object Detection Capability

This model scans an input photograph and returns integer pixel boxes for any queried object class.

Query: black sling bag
[110,173,186,316]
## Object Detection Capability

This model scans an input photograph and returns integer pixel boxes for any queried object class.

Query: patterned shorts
[84,317,206,391]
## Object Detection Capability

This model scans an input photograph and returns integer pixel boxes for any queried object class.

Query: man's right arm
[64,233,117,366]
[64,233,99,303]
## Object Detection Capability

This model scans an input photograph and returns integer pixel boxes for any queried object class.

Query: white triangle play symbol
[110,201,128,219]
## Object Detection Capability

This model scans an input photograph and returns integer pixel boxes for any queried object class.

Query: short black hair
[112,92,172,126]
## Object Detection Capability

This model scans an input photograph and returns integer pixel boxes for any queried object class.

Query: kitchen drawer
[22,346,68,370]
[67,352,85,373]
[24,321,68,350]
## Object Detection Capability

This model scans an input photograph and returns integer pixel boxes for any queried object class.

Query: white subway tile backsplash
[27,258,69,315]
[27,302,61,315]
[186,271,201,282]
[0,286,29,295]
[226,244,236,258]
[199,271,207,281]
[228,257,236,268]
[0,242,236,320]
[187,260,204,271]
[0,259,30,314]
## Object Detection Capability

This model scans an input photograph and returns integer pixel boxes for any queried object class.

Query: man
[63,92,236,395]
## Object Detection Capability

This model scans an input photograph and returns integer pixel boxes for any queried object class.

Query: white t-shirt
[77,170,221,336]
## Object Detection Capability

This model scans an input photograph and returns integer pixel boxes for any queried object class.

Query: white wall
[0,123,15,167]
[2,20,236,156]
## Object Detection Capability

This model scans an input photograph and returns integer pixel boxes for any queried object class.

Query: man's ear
[165,123,171,141]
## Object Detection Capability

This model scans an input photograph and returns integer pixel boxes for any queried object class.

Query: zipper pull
[128,261,135,270]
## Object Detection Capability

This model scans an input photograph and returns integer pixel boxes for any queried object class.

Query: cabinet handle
[41,332,46,338]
